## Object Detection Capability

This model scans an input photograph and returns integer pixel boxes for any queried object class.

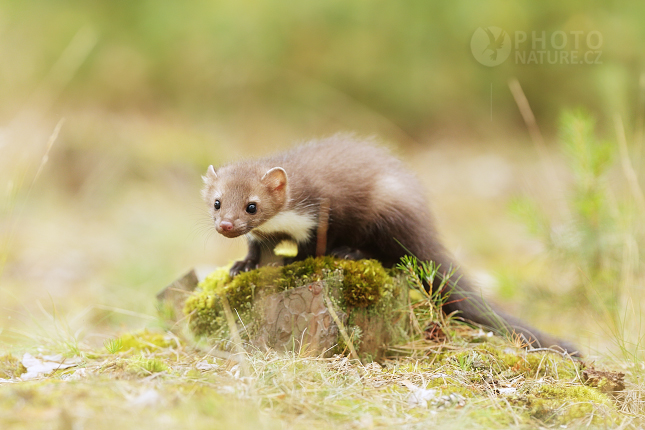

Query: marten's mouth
[215,223,252,238]
[217,229,244,238]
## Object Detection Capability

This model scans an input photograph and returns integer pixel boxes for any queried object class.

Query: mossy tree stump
[165,257,409,360]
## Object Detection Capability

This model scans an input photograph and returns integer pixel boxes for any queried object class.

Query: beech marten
[202,135,577,354]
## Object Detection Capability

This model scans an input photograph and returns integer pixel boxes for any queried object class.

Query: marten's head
[202,163,288,238]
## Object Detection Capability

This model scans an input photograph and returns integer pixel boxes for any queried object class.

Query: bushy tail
[429,256,580,356]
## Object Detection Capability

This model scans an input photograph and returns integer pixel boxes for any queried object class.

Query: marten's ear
[261,167,287,193]
[203,165,217,183]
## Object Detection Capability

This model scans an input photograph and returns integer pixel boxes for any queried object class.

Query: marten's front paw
[230,258,259,277]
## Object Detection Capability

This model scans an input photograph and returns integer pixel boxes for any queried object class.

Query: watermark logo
[471,28,603,67]
[471,27,511,67]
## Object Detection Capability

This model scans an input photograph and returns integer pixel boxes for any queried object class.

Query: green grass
[509,110,645,365]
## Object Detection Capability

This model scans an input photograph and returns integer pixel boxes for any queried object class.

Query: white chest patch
[250,210,316,244]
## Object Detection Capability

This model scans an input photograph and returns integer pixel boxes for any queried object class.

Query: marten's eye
[246,203,257,214]
[214,200,221,210]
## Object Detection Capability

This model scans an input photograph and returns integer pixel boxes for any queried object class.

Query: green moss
[474,345,583,380]
[118,330,177,353]
[199,265,232,292]
[0,354,26,379]
[399,346,619,425]
[524,383,616,424]
[442,384,478,399]
[189,257,392,317]
[477,345,522,366]
[521,351,581,380]
[340,259,389,307]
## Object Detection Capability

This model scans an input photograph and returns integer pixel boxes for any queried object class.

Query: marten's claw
[229,258,258,277]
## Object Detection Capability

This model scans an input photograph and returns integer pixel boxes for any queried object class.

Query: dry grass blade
[322,288,361,363]
[0,119,64,278]
[32,119,64,184]
[509,78,567,215]
[21,26,97,116]
[614,114,645,214]
[221,295,251,377]
[508,79,545,151]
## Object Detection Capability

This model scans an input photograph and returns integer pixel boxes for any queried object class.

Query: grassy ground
[2,107,645,428]
[0,323,637,429]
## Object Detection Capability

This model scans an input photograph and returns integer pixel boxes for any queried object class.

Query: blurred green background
[1,0,644,357]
